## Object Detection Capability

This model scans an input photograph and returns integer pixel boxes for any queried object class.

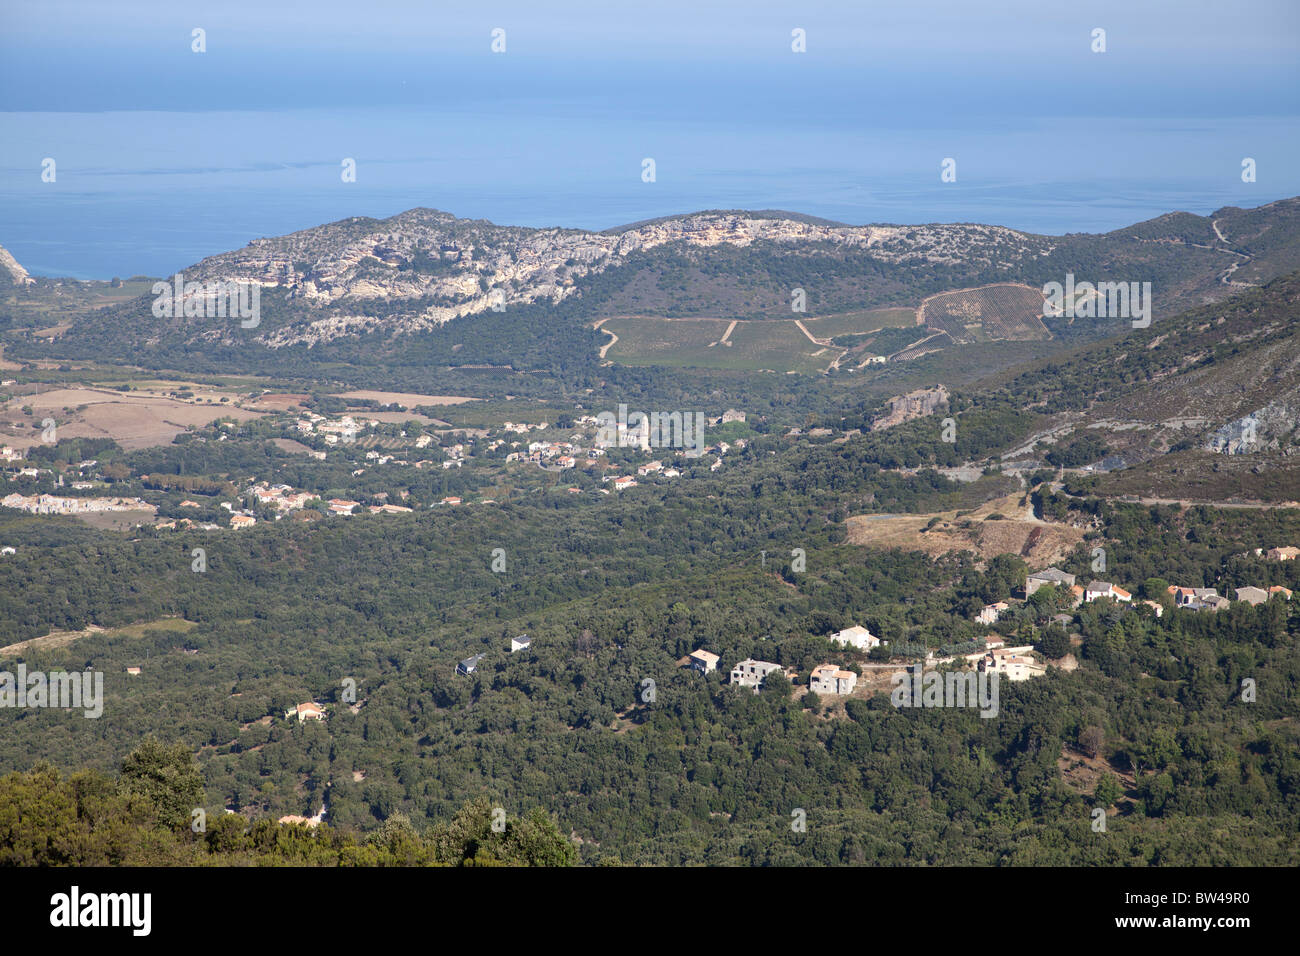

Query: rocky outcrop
[1204,399,1299,454]
[0,244,33,286]
[872,385,950,431]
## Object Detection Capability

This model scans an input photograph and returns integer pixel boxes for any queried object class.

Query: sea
[2,108,1298,280]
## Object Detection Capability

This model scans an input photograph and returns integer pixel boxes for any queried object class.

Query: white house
[1084,582,1131,603]
[980,650,1045,682]
[828,624,880,651]
[1141,599,1164,618]
[510,635,532,653]
[688,649,720,674]
[286,701,326,722]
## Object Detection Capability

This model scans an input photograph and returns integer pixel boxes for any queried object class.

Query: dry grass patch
[335,390,476,407]
[1,386,261,449]
[845,492,1085,564]
[0,618,197,659]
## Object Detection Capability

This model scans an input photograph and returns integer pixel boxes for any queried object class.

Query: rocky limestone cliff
[173,208,1048,348]
[872,385,951,431]
[0,244,33,286]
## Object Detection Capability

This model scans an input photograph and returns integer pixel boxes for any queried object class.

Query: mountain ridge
[7,198,1300,376]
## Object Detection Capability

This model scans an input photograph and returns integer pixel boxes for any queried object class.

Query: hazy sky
[3,1,1298,116]
[2,1,1297,276]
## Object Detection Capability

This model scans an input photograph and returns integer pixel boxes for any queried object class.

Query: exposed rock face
[0,244,33,285]
[173,209,1047,348]
[872,385,950,431]
[1204,400,1298,454]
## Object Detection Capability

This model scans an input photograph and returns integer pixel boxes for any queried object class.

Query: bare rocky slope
[0,244,32,288]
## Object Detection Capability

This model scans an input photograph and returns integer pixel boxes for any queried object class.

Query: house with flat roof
[688,649,720,674]
[979,649,1045,682]
[729,659,784,692]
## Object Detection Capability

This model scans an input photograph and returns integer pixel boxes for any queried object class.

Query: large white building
[828,624,880,651]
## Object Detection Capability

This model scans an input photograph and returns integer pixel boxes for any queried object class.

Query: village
[433,545,1300,716]
[0,404,751,532]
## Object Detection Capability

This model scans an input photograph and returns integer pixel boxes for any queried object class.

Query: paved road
[1050,484,1295,511]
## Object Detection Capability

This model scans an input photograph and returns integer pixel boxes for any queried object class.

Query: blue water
[2,0,1297,278]
[2,108,1298,279]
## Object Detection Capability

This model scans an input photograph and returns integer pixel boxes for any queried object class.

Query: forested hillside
[2,428,1297,864]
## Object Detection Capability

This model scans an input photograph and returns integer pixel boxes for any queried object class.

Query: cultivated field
[0,386,262,450]
[0,279,157,331]
[803,308,918,338]
[724,321,832,373]
[335,390,477,407]
[601,316,735,366]
[919,283,1051,345]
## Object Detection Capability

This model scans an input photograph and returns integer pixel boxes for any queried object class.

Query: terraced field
[919,283,1050,344]
[602,316,832,372]
[598,291,1041,373]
